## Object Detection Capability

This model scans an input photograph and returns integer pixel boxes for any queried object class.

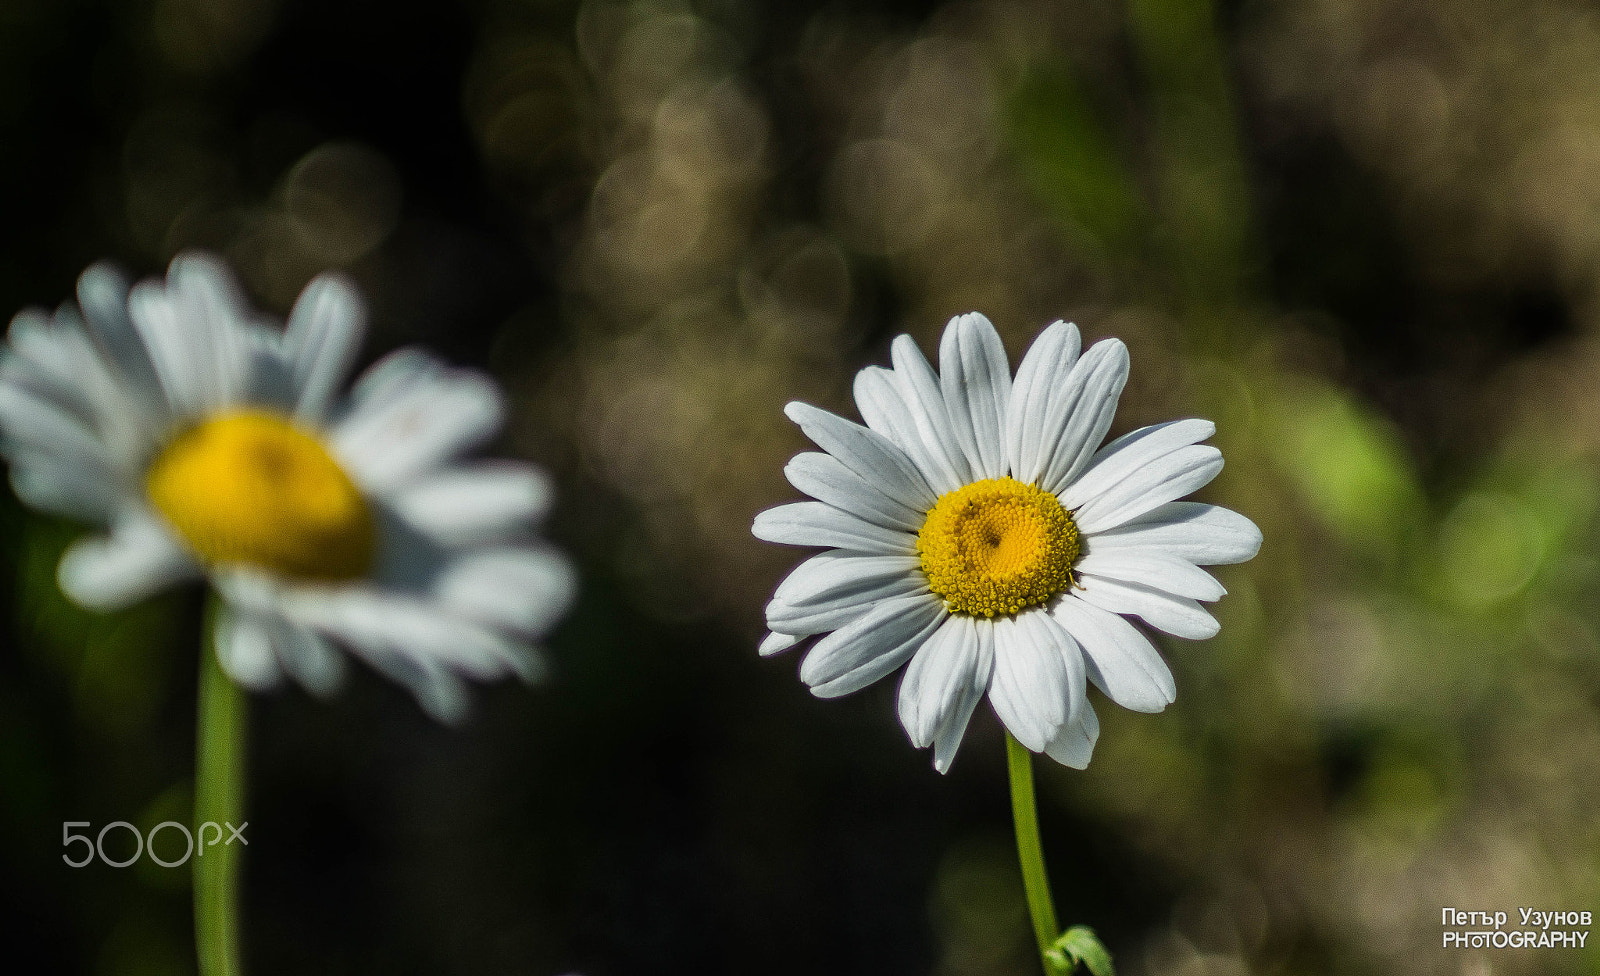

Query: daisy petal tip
[77,261,131,303]
[1239,519,1264,560]
[759,630,800,657]
[948,311,997,335]
[1089,335,1130,365]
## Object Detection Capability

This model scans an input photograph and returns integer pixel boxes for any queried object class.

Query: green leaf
[1047,925,1115,976]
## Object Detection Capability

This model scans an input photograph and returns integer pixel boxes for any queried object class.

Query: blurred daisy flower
[0,253,575,721]
[754,314,1260,772]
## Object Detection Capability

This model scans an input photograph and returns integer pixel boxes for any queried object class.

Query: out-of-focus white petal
[284,273,366,421]
[331,349,504,493]
[215,607,285,691]
[431,545,576,638]
[58,512,199,611]
[280,588,542,690]
[8,452,123,521]
[268,618,346,697]
[77,264,170,424]
[391,462,554,546]
[0,381,109,464]
[127,253,254,417]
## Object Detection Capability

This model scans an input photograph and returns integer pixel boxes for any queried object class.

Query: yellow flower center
[145,409,375,582]
[917,476,1079,618]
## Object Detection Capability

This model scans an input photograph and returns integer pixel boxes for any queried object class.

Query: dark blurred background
[4,0,1600,973]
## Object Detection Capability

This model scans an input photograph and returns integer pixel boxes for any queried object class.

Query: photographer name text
[1442,908,1591,948]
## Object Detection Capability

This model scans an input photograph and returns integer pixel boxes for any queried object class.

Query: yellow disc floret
[917,476,1079,617]
[146,409,375,582]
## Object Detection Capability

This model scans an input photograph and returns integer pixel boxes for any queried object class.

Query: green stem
[194,596,247,976]
[1006,731,1063,976]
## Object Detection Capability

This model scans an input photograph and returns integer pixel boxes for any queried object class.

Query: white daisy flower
[0,253,575,722]
[753,313,1261,772]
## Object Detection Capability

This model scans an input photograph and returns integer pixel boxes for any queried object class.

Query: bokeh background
[2,0,1599,973]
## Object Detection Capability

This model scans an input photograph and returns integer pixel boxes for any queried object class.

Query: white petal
[773,551,924,607]
[1071,445,1224,535]
[372,655,473,724]
[130,253,253,417]
[268,618,346,697]
[1043,701,1099,769]
[1034,609,1088,726]
[1059,419,1216,510]
[799,592,945,697]
[57,513,198,611]
[284,273,366,421]
[923,615,996,774]
[783,401,935,510]
[1038,338,1129,495]
[938,313,1011,479]
[987,613,1071,752]
[332,350,504,493]
[214,606,284,690]
[752,501,916,555]
[1086,501,1262,565]
[1050,594,1175,713]
[1073,549,1225,601]
[4,308,138,456]
[391,462,555,546]
[8,452,123,521]
[77,263,167,414]
[897,614,988,748]
[1076,574,1220,639]
[931,674,988,775]
[282,588,539,689]
[0,381,108,464]
[853,366,962,496]
[766,571,927,635]
[888,335,973,491]
[785,451,924,531]
[767,552,926,635]
[759,631,800,656]
[431,545,576,637]
[1005,320,1081,485]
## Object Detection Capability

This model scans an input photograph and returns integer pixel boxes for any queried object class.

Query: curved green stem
[1007,731,1064,975]
[194,596,247,976]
